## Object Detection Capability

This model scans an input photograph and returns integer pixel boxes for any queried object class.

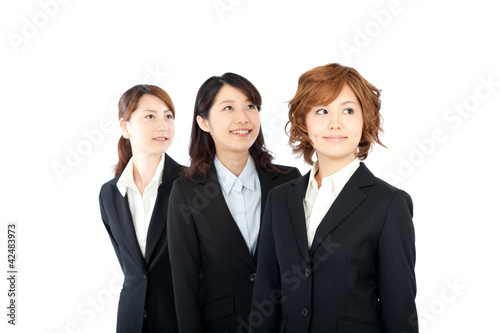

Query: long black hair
[184,72,281,182]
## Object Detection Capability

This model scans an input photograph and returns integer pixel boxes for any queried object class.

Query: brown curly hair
[287,63,385,165]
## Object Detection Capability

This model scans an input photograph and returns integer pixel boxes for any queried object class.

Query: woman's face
[197,84,260,156]
[304,84,363,167]
[121,94,175,158]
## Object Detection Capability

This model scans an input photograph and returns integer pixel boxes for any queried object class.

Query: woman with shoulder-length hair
[99,84,181,333]
[167,72,301,333]
[251,63,418,333]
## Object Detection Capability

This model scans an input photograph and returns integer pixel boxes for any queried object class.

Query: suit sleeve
[99,188,124,268]
[378,189,418,333]
[251,190,282,332]
[167,180,204,333]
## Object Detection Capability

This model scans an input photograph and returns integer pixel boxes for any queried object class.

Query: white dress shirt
[214,155,261,255]
[303,158,360,248]
[116,154,165,257]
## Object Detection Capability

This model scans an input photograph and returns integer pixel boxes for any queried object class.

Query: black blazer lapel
[309,163,374,254]
[200,169,255,267]
[144,154,181,265]
[286,174,310,260]
[111,189,147,272]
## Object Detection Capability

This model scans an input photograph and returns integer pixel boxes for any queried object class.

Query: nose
[328,113,341,130]
[157,118,169,132]
[234,108,249,124]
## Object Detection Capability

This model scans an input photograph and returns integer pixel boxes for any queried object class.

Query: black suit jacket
[167,164,301,333]
[251,163,418,333]
[99,154,182,333]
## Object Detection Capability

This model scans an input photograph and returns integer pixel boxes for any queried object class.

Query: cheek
[168,122,175,137]
[357,120,364,137]
[252,119,261,135]
[206,113,228,133]
[251,112,261,125]
[304,117,318,138]
[350,116,364,136]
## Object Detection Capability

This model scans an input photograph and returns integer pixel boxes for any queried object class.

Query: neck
[132,153,163,195]
[314,154,356,188]
[216,150,250,177]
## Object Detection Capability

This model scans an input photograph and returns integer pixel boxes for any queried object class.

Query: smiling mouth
[230,130,251,135]
[324,135,347,142]
[153,137,168,141]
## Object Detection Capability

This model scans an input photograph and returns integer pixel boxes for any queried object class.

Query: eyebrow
[218,99,252,106]
[141,109,172,113]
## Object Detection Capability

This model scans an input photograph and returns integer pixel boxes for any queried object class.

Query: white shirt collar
[116,154,165,197]
[305,158,360,199]
[214,155,258,195]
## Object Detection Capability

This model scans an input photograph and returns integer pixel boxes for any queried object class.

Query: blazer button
[249,273,256,282]
[304,268,311,278]
[301,307,309,317]
[142,274,148,279]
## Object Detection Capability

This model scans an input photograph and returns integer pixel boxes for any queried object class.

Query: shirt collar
[116,154,165,197]
[214,155,258,195]
[306,157,360,194]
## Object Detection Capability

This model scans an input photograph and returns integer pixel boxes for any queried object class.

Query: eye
[223,106,233,111]
[145,114,154,119]
[342,108,354,115]
[166,114,174,120]
[246,104,256,110]
[316,109,328,115]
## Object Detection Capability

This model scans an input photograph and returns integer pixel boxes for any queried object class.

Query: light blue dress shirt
[214,155,261,255]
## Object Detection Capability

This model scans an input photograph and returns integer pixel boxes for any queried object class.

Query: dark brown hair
[287,63,385,164]
[114,84,175,176]
[184,72,280,182]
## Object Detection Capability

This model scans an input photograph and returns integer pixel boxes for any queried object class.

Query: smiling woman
[98,84,182,333]
[196,84,261,163]
[304,85,364,179]
[251,63,418,333]
[167,73,301,333]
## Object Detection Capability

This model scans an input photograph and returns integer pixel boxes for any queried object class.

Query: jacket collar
[111,154,182,268]
[198,163,284,267]
[116,154,165,197]
[287,162,375,258]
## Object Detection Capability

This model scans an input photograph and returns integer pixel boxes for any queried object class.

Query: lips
[324,135,347,142]
[153,137,168,141]
[230,129,251,135]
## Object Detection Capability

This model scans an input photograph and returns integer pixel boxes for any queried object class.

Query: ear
[196,115,210,133]
[120,118,131,139]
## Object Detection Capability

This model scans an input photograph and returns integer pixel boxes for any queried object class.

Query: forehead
[136,94,169,110]
[214,84,249,103]
[330,85,358,104]
[314,83,358,105]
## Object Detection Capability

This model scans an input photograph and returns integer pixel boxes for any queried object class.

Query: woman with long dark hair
[167,73,301,333]
[99,84,181,333]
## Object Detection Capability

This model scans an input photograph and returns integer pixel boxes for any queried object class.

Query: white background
[2,0,499,332]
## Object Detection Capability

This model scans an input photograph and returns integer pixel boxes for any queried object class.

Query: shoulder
[172,175,193,188]
[273,164,298,173]
[171,174,210,194]
[372,176,412,202]
[270,172,308,198]
[99,174,120,198]
[359,165,412,210]
[270,164,301,180]
[164,154,184,178]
